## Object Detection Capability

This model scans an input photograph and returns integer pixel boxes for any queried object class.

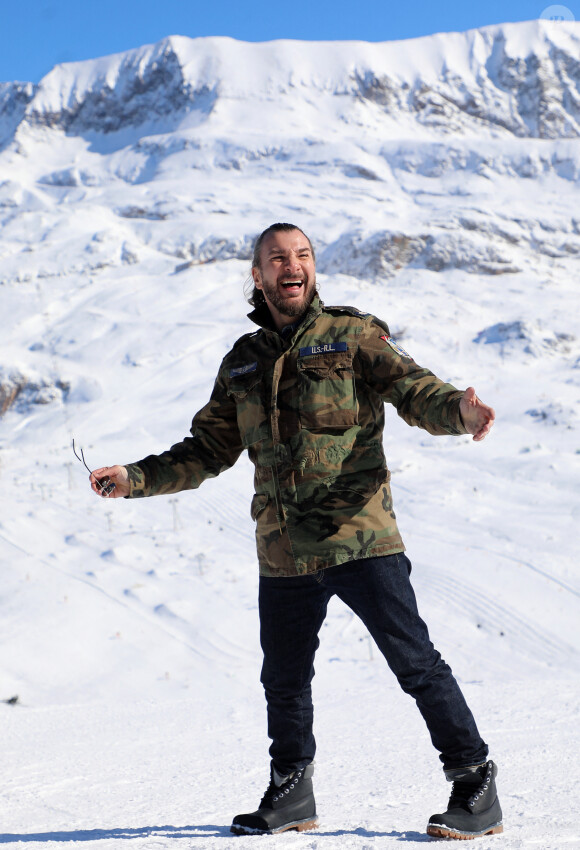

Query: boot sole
[427,821,503,840]
[231,817,319,836]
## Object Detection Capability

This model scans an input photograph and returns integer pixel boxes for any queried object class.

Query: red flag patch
[380,335,411,358]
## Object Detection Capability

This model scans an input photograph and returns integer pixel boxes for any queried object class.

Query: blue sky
[1,0,577,83]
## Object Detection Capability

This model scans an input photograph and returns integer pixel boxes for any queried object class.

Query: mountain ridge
[2,21,580,145]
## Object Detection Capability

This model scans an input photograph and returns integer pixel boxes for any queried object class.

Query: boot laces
[272,770,303,804]
[450,763,493,809]
[260,770,303,806]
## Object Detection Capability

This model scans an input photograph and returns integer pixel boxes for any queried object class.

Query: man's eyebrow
[267,246,311,255]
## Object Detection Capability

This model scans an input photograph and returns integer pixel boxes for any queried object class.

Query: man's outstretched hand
[460,387,495,442]
[90,465,131,498]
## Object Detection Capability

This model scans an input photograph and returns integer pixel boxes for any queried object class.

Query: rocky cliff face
[0,81,35,146]
[21,42,218,136]
[354,28,580,139]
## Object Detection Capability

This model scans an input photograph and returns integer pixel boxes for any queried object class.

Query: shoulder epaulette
[325,305,372,319]
[219,330,261,369]
[325,304,390,335]
[230,329,260,350]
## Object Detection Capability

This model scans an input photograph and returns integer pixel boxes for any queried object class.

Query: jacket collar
[247,293,323,333]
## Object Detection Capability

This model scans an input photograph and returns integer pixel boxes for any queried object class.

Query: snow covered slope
[1,21,579,848]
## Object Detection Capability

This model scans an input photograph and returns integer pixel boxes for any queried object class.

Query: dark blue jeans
[259,553,488,775]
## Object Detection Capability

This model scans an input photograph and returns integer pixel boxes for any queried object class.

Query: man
[90,222,502,840]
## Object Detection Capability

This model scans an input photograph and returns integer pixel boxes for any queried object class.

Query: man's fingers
[90,470,113,496]
[89,465,129,497]
[464,386,477,405]
[460,387,495,441]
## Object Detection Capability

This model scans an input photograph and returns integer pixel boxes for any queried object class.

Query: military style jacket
[126,295,468,576]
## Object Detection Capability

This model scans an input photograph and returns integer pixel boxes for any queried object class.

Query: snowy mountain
[1,22,579,848]
[4,22,580,140]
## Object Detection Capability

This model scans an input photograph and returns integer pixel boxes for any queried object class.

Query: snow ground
[3,677,579,849]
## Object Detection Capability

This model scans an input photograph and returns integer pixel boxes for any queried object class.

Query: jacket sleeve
[125,368,244,498]
[357,319,468,436]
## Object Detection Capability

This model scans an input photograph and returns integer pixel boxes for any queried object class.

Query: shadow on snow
[0,824,432,842]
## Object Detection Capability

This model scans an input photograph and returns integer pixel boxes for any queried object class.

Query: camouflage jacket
[126,295,468,576]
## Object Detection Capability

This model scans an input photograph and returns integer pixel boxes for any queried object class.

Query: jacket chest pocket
[297,351,358,431]
[227,371,268,447]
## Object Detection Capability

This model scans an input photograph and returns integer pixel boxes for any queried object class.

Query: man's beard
[261,278,316,318]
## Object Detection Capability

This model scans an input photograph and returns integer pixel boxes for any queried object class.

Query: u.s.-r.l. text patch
[299,342,348,357]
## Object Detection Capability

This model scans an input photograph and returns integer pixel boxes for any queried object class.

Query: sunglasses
[72,439,116,495]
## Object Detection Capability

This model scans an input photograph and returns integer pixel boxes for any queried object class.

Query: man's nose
[285,253,301,271]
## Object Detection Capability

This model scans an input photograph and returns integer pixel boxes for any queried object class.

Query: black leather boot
[427,760,503,839]
[230,764,318,835]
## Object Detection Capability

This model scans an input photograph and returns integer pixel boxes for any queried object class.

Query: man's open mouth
[279,279,304,289]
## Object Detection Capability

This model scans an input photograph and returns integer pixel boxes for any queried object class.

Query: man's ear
[252,267,262,289]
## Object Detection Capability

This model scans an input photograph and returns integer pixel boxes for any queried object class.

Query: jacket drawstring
[271,466,284,536]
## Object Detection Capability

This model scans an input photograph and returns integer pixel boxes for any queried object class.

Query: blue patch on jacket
[230,361,258,377]
[299,342,348,357]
